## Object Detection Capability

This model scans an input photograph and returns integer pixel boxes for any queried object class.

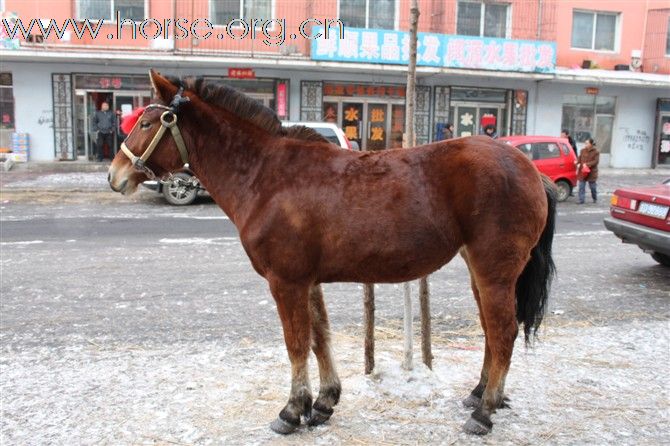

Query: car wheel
[162,173,198,206]
[555,180,571,202]
[651,252,670,267]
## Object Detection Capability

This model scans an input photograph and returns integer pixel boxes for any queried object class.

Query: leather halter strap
[120,90,190,180]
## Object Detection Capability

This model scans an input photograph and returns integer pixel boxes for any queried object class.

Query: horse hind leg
[461,250,510,410]
[463,280,519,435]
[267,278,313,435]
[307,284,342,426]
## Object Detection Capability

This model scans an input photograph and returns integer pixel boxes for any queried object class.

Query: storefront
[66,70,289,161]
[560,91,616,155]
[321,82,407,150]
[73,74,153,160]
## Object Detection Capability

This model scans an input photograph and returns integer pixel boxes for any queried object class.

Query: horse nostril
[107,172,111,183]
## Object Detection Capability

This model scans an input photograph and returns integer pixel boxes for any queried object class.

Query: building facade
[1,0,669,167]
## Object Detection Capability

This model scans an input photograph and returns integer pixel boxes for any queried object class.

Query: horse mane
[166,76,329,144]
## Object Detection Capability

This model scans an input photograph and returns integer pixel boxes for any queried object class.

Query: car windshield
[312,127,340,145]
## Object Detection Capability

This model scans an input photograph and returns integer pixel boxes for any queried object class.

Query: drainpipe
[537,0,543,40]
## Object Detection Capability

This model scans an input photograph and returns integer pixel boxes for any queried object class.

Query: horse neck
[185,112,272,224]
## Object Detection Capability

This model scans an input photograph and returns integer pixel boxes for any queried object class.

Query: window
[561,94,616,154]
[339,0,396,30]
[457,1,509,38]
[571,10,618,51]
[666,17,670,56]
[78,0,145,21]
[518,143,560,160]
[0,73,14,130]
[211,0,272,25]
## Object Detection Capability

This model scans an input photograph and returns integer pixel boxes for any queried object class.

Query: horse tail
[516,175,557,344]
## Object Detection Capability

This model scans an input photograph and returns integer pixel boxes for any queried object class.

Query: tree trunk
[402,0,420,372]
[364,283,375,374]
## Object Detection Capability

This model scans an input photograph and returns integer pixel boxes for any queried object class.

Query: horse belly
[318,228,460,284]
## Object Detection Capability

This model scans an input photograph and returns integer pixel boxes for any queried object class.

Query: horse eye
[140,121,151,129]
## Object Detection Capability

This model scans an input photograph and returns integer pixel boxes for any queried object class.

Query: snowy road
[1,177,669,445]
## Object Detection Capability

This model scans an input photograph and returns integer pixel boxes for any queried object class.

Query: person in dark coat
[91,101,116,161]
[561,129,578,157]
[577,138,600,204]
[483,124,497,139]
[444,122,454,139]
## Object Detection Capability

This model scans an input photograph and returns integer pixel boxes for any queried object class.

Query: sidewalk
[1,160,669,193]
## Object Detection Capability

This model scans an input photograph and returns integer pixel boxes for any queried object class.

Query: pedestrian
[561,129,578,157]
[91,101,116,161]
[444,122,454,139]
[577,138,600,204]
[483,124,497,139]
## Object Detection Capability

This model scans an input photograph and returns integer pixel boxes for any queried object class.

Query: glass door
[455,105,477,137]
[342,102,363,150]
[658,113,670,166]
[367,103,387,151]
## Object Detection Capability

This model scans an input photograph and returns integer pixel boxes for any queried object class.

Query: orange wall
[4,0,668,73]
[552,0,666,71]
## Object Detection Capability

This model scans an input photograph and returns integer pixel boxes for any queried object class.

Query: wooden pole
[419,276,433,369]
[402,0,420,372]
[364,283,375,374]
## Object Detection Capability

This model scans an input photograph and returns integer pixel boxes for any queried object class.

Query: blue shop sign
[311,27,556,73]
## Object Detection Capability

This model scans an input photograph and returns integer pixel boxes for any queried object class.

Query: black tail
[516,175,557,343]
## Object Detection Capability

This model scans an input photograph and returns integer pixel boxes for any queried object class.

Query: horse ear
[149,69,177,102]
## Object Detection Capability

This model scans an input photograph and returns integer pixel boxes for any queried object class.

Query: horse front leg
[307,284,341,426]
[268,278,313,435]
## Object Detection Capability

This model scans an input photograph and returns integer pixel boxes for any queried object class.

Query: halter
[120,87,191,180]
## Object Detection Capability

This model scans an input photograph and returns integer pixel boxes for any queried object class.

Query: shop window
[78,0,145,21]
[561,95,615,154]
[571,10,619,51]
[457,1,510,38]
[211,0,272,25]
[0,73,14,131]
[339,0,396,30]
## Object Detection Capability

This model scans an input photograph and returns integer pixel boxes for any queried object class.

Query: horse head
[108,70,191,195]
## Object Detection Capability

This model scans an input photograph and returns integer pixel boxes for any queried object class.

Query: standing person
[483,124,497,139]
[561,129,578,157]
[444,122,454,139]
[91,101,116,161]
[577,138,600,204]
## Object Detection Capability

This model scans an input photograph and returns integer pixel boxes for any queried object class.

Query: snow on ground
[2,320,668,445]
[3,173,109,190]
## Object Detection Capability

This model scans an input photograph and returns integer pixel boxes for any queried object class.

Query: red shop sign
[228,68,255,79]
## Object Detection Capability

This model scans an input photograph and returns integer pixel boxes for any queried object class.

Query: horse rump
[515,175,557,343]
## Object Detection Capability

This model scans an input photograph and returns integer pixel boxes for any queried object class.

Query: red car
[603,179,670,266]
[498,136,578,202]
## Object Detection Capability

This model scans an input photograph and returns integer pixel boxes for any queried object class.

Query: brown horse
[108,70,556,436]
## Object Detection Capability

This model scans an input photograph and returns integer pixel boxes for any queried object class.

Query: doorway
[74,90,151,161]
[323,98,405,150]
[450,103,504,137]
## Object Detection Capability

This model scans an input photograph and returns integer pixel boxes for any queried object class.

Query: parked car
[281,121,354,150]
[498,136,578,202]
[603,179,670,266]
[143,122,352,205]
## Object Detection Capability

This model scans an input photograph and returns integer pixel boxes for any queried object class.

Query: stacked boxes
[10,133,29,162]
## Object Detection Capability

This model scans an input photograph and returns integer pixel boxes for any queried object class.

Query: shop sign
[312,27,556,73]
[276,82,287,117]
[228,68,255,79]
[74,74,152,90]
[323,83,405,98]
[585,87,599,95]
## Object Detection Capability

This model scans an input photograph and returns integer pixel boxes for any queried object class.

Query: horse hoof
[307,407,333,426]
[462,394,481,408]
[270,417,299,435]
[463,416,492,435]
